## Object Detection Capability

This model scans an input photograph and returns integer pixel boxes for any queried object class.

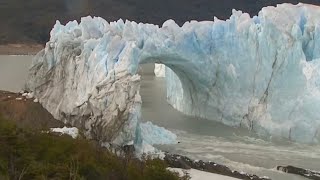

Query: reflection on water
[139,64,320,180]
[0,55,33,92]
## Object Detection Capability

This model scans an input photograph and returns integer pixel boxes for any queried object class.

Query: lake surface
[1,56,319,180]
[0,55,33,92]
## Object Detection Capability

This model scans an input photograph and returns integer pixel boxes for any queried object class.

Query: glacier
[26,3,320,145]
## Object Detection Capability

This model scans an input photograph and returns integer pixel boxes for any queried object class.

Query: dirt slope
[0,91,65,130]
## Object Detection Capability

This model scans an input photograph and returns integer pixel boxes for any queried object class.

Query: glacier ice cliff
[27,3,320,144]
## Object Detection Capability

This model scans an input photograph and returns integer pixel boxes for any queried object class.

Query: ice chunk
[133,121,177,155]
[139,121,177,145]
[26,92,34,99]
[154,63,166,77]
[50,126,79,139]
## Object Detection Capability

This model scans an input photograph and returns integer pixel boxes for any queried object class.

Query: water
[1,57,319,179]
[0,55,33,92]
[139,64,320,180]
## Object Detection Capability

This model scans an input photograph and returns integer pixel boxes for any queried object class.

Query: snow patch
[50,127,79,139]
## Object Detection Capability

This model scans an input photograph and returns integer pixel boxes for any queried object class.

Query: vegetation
[0,114,180,180]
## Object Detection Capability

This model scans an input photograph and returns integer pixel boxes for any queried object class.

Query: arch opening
[138,56,212,121]
[138,62,255,142]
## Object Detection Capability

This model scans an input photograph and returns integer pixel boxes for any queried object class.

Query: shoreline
[164,153,270,180]
[1,90,318,180]
[0,44,43,55]
[0,90,267,180]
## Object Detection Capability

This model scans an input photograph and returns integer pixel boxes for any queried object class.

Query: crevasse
[27,3,320,146]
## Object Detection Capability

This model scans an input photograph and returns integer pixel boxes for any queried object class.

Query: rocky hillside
[1,0,320,44]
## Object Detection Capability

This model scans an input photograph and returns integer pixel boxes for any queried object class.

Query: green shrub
[0,115,180,180]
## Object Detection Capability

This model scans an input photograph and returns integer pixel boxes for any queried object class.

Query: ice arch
[27,3,320,145]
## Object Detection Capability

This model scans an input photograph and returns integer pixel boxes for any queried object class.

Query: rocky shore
[164,153,320,180]
[277,165,320,180]
[164,153,270,180]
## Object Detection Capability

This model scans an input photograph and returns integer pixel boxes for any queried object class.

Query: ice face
[164,4,320,143]
[27,3,320,145]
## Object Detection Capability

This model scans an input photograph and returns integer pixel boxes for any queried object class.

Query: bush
[0,115,180,180]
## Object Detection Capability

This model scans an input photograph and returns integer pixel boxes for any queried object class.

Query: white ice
[50,126,79,139]
[138,121,177,145]
[27,3,320,146]
[154,63,166,77]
